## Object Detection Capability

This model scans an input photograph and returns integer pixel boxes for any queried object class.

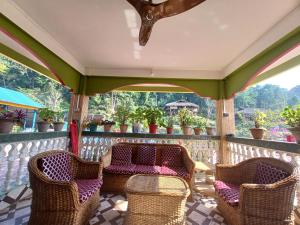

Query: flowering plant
[0,109,26,125]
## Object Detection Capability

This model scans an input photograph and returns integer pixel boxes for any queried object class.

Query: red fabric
[70,120,79,156]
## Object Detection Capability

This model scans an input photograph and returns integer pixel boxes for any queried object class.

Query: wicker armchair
[28,150,103,225]
[215,157,299,225]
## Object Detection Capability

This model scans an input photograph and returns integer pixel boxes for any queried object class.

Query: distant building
[164,100,199,115]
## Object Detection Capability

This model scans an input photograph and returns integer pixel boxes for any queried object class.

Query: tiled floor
[0,192,226,225]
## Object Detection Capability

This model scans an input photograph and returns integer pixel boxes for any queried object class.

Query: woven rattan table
[124,174,190,225]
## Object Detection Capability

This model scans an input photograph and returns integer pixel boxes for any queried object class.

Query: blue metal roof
[0,87,43,109]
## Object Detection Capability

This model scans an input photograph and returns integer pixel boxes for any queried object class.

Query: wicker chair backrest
[112,143,186,166]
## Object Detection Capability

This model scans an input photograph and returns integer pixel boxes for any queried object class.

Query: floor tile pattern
[0,193,227,225]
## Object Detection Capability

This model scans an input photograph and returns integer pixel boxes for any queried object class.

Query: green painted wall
[0,43,59,82]
[85,76,222,99]
[224,26,300,98]
[0,14,82,92]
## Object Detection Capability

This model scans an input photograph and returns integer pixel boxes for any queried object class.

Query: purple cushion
[104,164,136,175]
[76,179,103,203]
[214,180,240,207]
[254,162,289,184]
[161,146,183,167]
[136,145,157,166]
[160,166,190,179]
[111,145,132,165]
[133,165,160,174]
[42,153,72,181]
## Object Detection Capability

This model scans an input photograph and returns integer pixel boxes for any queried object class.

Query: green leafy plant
[161,116,175,128]
[53,111,65,123]
[281,105,300,127]
[193,116,207,129]
[114,104,131,125]
[143,107,164,125]
[253,111,266,128]
[178,108,194,127]
[38,108,55,123]
[130,107,145,123]
[101,120,115,125]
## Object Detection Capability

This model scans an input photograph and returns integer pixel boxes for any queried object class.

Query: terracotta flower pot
[37,121,50,132]
[53,122,64,131]
[120,124,128,133]
[250,128,265,140]
[149,124,158,134]
[0,119,14,134]
[182,126,192,135]
[104,124,113,132]
[288,127,300,144]
[206,127,215,135]
[166,127,173,134]
[193,127,201,135]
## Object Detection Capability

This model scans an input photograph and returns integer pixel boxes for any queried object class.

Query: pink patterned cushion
[111,145,132,165]
[254,162,288,184]
[160,166,190,179]
[75,179,103,203]
[104,164,136,175]
[42,153,72,181]
[214,180,240,207]
[133,165,160,174]
[161,146,183,167]
[136,145,157,166]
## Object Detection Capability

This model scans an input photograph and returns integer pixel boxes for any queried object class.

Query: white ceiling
[1,0,300,79]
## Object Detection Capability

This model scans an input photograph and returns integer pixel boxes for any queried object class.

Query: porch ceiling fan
[126,0,206,46]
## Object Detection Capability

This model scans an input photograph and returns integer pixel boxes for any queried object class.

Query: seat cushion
[111,145,133,165]
[76,179,103,203]
[133,165,160,174]
[160,166,190,179]
[104,164,136,175]
[254,162,289,184]
[214,180,240,207]
[135,145,157,166]
[161,146,183,167]
[41,152,72,181]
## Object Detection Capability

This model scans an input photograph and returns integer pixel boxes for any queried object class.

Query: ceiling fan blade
[139,22,154,46]
[157,0,206,18]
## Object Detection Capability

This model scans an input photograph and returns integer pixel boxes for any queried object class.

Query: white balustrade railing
[81,133,220,166]
[0,134,68,197]
[227,139,300,167]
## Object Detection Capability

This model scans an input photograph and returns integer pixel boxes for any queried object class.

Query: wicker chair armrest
[73,156,103,179]
[101,148,112,168]
[182,147,195,179]
[29,165,81,210]
[215,164,243,185]
[239,178,298,217]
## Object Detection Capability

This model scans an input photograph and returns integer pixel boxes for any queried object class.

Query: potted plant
[144,107,164,134]
[101,120,115,132]
[161,116,175,134]
[178,108,194,135]
[206,120,216,135]
[53,111,65,131]
[0,109,26,133]
[88,118,102,132]
[37,108,55,132]
[249,111,266,139]
[114,104,131,133]
[130,107,145,133]
[281,105,300,144]
[193,116,207,135]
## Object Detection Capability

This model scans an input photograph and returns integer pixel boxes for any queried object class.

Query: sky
[258,64,300,90]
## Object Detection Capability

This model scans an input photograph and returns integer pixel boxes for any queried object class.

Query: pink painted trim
[0,28,66,86]
[228,42,300,99]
